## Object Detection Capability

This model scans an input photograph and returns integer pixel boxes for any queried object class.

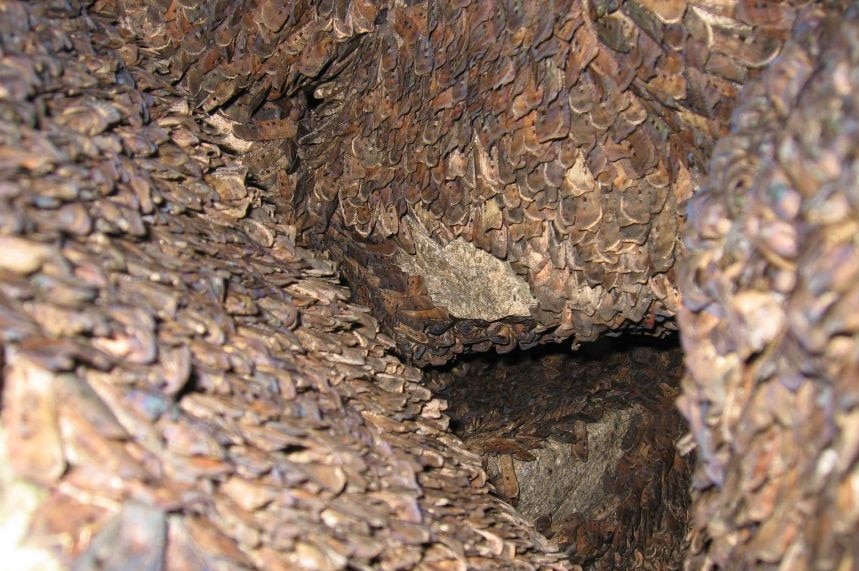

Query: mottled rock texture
[679,3,859,568]
[0,2,568,569]
[106,0,804,365]
[2,0,859,570]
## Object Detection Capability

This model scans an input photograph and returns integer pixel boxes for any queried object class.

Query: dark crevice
[425,334,693,569]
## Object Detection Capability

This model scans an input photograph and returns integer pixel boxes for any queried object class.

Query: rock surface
[679,2,859,568]
[2,0,859,570]
[396,216,535,321]
[432,340,691,569]
[0,2,568,569]
[505,409,634,527]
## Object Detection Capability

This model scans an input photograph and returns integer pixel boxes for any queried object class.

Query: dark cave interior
[5,2,858,570]
[422,335,693,569]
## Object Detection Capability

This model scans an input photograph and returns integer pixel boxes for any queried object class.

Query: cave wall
[432,341,692,569]
[307,0,799,365]
[679,4,859,568]
[108,0,802,365]
[0,2,568,569]
[1,0,858,570]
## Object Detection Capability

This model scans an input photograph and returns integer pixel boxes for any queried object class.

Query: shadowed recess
[426,335,693,569]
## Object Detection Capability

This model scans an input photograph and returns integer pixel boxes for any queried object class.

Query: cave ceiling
[115,0,801,365]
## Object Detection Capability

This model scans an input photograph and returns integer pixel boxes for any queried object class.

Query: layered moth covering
[298,0,800,366]
[2,0,859,570]
[110,0,802,365]
[0,2,569,569]
[679,3,859,568]
[429,340,691,570]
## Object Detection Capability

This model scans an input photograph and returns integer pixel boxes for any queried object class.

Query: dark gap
[424,333,693,570]
[303,86,325,113]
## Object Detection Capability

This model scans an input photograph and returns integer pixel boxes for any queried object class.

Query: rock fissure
[1,1,858,570]
[428,338,691,569]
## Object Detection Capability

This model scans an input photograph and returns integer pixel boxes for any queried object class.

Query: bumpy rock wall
[679,3,859,568]
[2,0,859,570]
[108,0,803,365]
[0,2,568,569]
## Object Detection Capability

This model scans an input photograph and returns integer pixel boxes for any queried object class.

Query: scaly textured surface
[0,2,568,569]
[678,2,859,568]
[298,0,802,365]
[106,0,804,365]
[5,0,859,569]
